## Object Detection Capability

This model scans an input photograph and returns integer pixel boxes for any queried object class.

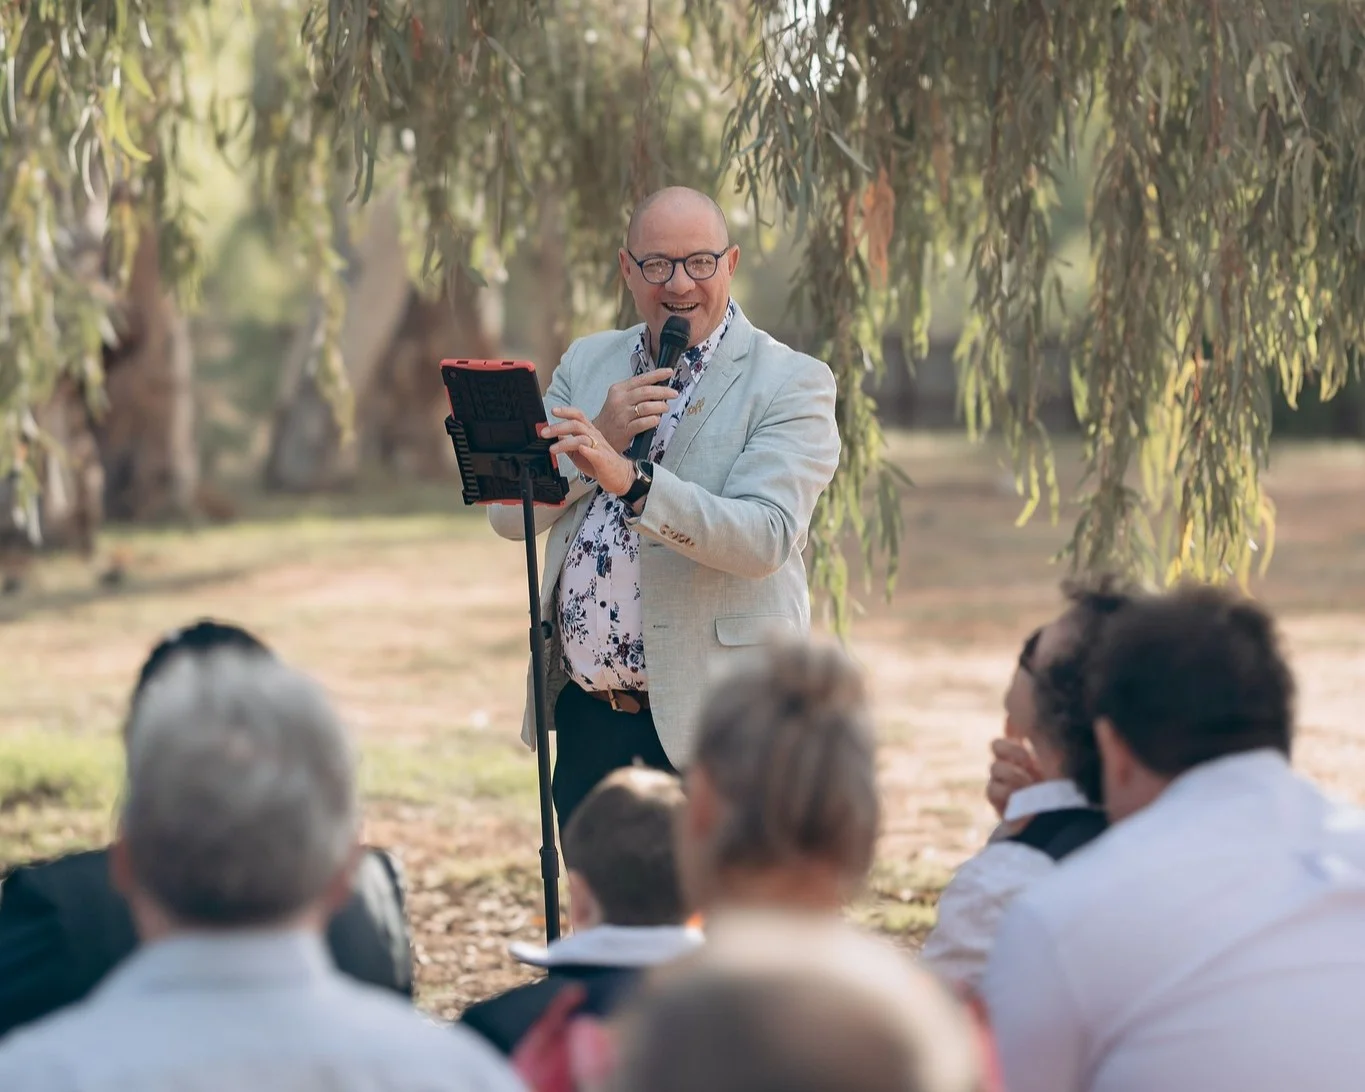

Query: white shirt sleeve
[919,842,1055,992]
[981,900,1089,1092]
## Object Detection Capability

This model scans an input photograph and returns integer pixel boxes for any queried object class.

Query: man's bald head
[626,187,729,251]
[619,186,739,349]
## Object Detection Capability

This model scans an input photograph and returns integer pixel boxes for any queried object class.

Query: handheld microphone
[629,314,691,460]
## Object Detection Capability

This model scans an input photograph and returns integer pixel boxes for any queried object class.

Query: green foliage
[7,0,1365,624]
[1,0,206,528]
[0,732,121,813]
[698,0,1365,595]
[287,0,729,315]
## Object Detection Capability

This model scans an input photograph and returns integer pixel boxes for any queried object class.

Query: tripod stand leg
[521,465,562,942]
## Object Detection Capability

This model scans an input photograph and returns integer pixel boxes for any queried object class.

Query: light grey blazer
[489,306,840,768]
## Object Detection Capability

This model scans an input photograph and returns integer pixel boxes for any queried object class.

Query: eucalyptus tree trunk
[263,190,411,492]
[359,275,500,479]
[95,223,199,523]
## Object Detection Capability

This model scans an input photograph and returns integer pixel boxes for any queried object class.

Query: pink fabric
[511,986,618,1092]
[962,988,1006,1092]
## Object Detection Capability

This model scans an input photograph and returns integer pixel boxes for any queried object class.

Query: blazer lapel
[658,311,755,471]
[589,325,644,417]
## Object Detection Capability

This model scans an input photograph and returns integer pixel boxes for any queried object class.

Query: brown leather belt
[584,688,651,715]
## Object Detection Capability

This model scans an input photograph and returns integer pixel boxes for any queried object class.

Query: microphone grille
[660,315,692,348]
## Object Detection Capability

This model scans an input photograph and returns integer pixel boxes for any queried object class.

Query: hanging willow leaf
[6,0,1365,628]
[687,0,1365,605]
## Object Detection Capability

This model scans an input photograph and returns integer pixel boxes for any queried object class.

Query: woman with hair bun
[675,638,881,918]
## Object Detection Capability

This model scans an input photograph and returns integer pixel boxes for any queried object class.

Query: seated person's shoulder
[461,974,567,1054]
[0,847,132,969]
[315,978,520,1077]
[0,987,106,1071]
[0,851,133,1042]
[2,848,112,904]
[321,845,414,997]
[1000,812,1165,941]
[461,966,640,1055]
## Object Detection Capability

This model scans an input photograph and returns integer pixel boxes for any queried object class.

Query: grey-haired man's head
[114,648,360,934]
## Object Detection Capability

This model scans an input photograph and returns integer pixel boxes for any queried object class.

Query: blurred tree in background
[696,0,1365,605]
[3,0,1365,622]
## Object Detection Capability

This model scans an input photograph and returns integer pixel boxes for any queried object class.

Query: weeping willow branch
[703,0,1365,601]
[0,0,203,535]
[9,0,1365,623]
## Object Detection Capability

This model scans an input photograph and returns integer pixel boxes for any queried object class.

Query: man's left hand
[545,407,635,496]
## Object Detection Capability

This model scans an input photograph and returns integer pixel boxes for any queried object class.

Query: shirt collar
[508,923,704,969]
[635,299,738,387]
[1157,747,1293,806]
[97,928,334,998]
[1003,778,1094,823]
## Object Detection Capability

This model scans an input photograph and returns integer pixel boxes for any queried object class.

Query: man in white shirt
[982,583,1365,1092]
[0,648,523,1092]
[920,581,1130,989]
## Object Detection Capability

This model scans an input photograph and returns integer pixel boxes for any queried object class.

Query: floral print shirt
[556,300,737,694]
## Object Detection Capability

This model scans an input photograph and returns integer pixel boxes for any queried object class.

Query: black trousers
[552,681,677,831]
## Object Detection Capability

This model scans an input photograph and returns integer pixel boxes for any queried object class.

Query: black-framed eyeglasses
[627,248,731,285]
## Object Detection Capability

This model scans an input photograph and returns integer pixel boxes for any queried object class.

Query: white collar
[100,929,332,997]
[1003,778,1093,823]
[1158,747,1291,805]
[508,923,704,970]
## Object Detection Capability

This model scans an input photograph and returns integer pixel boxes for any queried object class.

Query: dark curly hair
[1087,582,1295,776]
[1032,577,1140,804]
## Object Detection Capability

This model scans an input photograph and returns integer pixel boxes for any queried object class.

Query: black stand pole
[521,463,561,942]
[438,363,568,946]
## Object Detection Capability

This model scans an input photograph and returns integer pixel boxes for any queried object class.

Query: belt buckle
[607,689,622,713]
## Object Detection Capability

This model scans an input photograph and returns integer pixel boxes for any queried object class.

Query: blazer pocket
[715,614,798,647]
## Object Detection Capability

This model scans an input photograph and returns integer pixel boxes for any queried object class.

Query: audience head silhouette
[115,647,359,932]
[562,767,689,929]
[609,914,983,1092]
[1025,576,1138,803]
[1089,582,1296,822]
[678,639,879,915]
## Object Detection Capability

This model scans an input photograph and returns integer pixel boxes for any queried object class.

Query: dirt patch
[364,805,545,1018]
[2,439,1363,1016]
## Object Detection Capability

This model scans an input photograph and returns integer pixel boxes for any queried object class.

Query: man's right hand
[593,369,680,453]
[986,738,1043,819]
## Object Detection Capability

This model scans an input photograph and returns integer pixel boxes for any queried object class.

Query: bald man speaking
[490,187,840,827]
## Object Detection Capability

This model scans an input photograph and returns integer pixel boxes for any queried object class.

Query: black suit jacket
[0,845,413,1038]
[460,964,643,1056]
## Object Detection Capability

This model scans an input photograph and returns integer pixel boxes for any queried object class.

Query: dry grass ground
[2,434,1363,1017]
